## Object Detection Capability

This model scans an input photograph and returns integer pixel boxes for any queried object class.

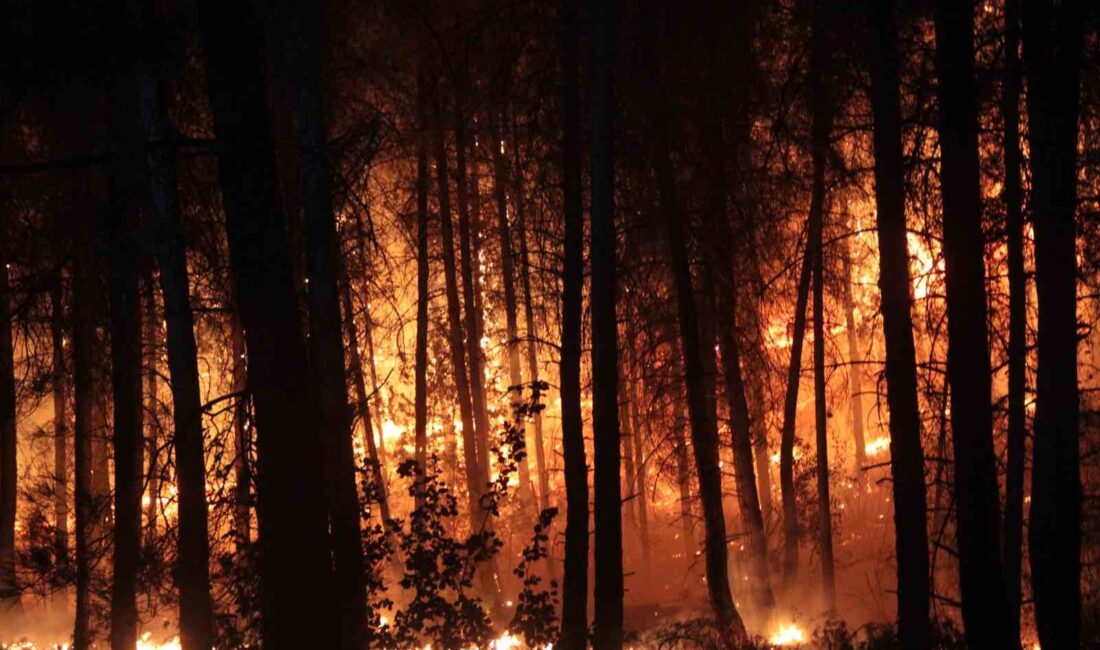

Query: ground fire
[0,0,1096,648]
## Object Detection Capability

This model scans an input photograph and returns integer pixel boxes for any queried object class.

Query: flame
[2,632,180,650]
[864,436,890,456]
[769,622,806,646]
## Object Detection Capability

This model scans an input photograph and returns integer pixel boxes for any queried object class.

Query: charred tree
[0,210,15,608]
[644,3,746,643]
[1023,0,1084,647]
[866,0,931,645]
[271,1,369,644]
[196,0,338,645]
[1001,0,1026,642]
[587,0,623,645]
[414,68,431,483]
[932,0,1013,644]
[138,53,215,648]
[808,0,836,610]
[50,276,69,578]
[558,0,589,645]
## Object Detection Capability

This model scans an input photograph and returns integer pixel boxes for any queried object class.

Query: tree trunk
[1023,1,1084,647]
[107,76,145,650]
[140,60,216,649]
[645,4,746,641]
[230,318,250,549]
[780,214,813,589]
[414,68,431,486]
[840,232,867,473]
[0,210,16,608]
[932,1,1013,645]
[558,0,588,646]
[865,1,931,646]
[588,1,623,644]
[50,277,69,583]
[142,277,159,553]
[196,0,338,644]
[488,107,533,501]
[453,88,493,490]
[276,2,369,643]
[432,90,484,532]
[1001,0,1026,643]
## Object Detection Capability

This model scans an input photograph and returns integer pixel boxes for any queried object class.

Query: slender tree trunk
[342,270,394,527]
[626,378,651,572]
[840,233,867,472]
[1001,0,1026,643]
[230,318,250,548]
[1024,1,1084,647]
[139,64,215,649]
[932,1,1013,645]
[780,213,813,589]
[558,0,588,645]
[433,91,484,532]
[0,211,16,608]
[197,0,338,644]
[107,76,145,650]
[70,198,102,650]
[142,278,159,553]
[275,2,369,644]
[645,4,745,642]
[865,1,931,646]
[414,69,430,487]
[489,107,533,501]
[453,89,493,490]
[50,277,69,584]
[514,146,549,516]
[360,281,388,466]
[588,0,623,643]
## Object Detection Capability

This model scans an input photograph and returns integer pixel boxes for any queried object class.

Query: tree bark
[142,277,159,554]
[1023,1,1084,647]
[644,3,746,642]
[432,90,484,532]
[107,72,145,650]
[932,0,1013,645]
[588,1,623,644]
[558,0,588,646]
[414,68,431,487]
[138,66,215,649]
[1000,0,1026,643]
[196,0,338,644]
[865,1,931,646]
[50,277,69,583]
[0,210,16,608]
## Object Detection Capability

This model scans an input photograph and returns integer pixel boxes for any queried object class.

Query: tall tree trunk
[453,88,492,490]
[513,143,549,516]
[588,0,623,644]
[558,0,588,645]
[71,213,98,650]
[489,107,533,501]
[50,277,69,585]
[342,270,394,528]
[865,1,931,646]
[139,59,215,649]
[196,0,338,645]
[1024,1,1084,647]
[230,318,250,548]
[1001,0,1026,643]
[932,1,1013,645]
[276,2,369,644]
[780,207,813,589]
[840,233,867,473]
[806,0,836,610]
[432,91,484,533]
[645,4,745,642]
[107,75,145,650]
[414,68,431,486]
[142,278,159,553]
[0,211,16,608]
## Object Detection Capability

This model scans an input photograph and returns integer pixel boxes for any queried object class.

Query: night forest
[0,0,1097,648]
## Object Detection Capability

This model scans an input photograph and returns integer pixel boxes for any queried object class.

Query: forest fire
[0,0,1095,648]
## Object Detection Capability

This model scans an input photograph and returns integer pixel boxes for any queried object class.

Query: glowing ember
[864,436,890,456]
[769,623,806,646]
